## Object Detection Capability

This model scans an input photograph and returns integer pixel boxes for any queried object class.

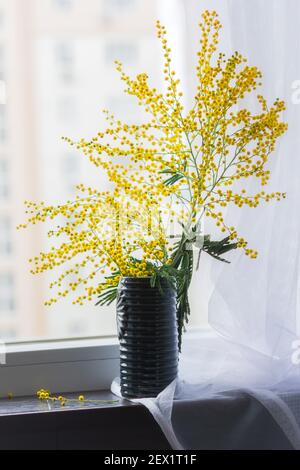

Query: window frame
[0,1,206,399]
[0,327,210,398]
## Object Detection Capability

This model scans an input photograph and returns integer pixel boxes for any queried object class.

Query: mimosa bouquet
[19,10,287,349]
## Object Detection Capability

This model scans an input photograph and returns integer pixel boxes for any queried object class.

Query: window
[55,42,75,84]
[0,0,163,343]
[0,328,16,340]
[53,0,75,10]
[0,215,11,255]
[0,10,4,29]
[0,0,197,399]
[106,94,139,120]
[0,104,7,142]
[0,273,15,313]
[0,45,5,81]
[57,95,77,123]
[103,0,137,17]
[105,42,138,66]
[0,159,8,199]
[0,80,6,105]
[61,153,80,195]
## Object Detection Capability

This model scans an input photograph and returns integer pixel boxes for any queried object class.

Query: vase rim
[121,276,152,279]
[120,276,176,281]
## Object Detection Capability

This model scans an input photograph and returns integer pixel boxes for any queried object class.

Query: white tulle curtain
[208,1,300,377]
[179,0,300,364]
[118,0,300,450]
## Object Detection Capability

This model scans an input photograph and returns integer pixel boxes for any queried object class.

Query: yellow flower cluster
[19,189,168,305]
[19,10,287,305]
[37,389,118,407]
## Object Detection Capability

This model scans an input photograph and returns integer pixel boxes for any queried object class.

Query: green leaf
[202,235,237,263]
[160,169,184,186]
[164,173,184,186]
[96,287,118,306]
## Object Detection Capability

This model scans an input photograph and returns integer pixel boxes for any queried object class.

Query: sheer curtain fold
[208,0,300,367]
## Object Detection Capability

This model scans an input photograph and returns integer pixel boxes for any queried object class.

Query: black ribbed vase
[117,277,178,398]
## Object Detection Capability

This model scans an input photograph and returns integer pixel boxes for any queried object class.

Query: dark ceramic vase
[117,277,179,398]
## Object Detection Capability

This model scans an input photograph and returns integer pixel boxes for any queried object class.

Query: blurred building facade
[0,0,161,341]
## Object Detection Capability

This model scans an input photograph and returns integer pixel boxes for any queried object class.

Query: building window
[103,0,137,17]
[105,42,138,66]
[57,96,77,123]
[0,10,4,29]
[0,45,5,81]
[0,328,17,340]
[0,159,9,199]
[106,94,138,120]
[61,153,80,194]
[53,0,75,10]
[0,104,7,142]
[0,80,6,105]
[0,273,15,313]
[0,216,11,255]
[55,42,75,84]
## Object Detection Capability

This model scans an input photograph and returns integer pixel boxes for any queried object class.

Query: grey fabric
[172,393,293,450]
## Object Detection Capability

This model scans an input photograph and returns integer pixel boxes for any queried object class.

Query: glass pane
[0,273,15,314]
[0,215,11,254]
[0,159,9,199]
[52,0,75,10]
[0,0,165,342]
[102,0,137,18]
